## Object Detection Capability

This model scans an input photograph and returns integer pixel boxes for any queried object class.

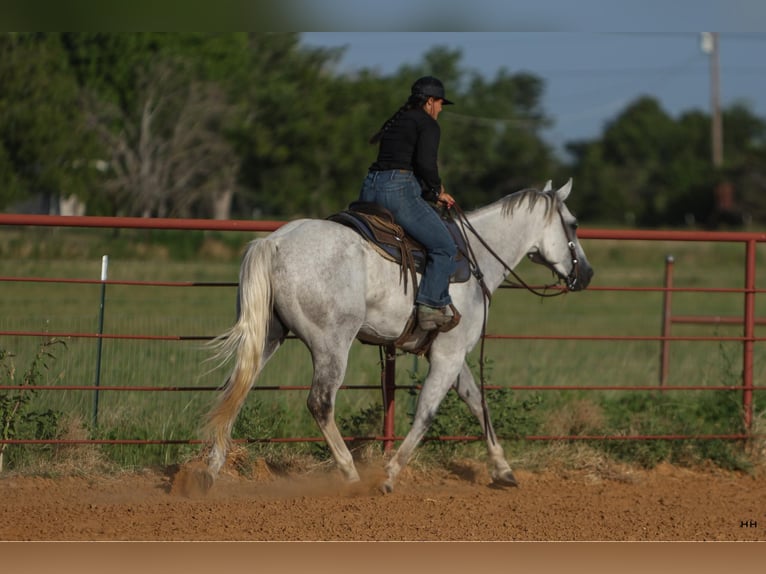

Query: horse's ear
[542,180,553,192]
[556,178,573,201]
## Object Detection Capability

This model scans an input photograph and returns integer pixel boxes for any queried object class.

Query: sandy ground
[1,458,764,542]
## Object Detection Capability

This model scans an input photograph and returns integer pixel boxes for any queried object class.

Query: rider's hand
[437,187,455,208]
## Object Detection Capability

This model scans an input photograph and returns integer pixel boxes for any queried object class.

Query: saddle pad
[327,207,471,284]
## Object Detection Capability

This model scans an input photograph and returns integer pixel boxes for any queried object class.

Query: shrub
[596,391,750,470]
[0,339,66,471]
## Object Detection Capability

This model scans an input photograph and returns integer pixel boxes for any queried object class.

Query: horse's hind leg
[306,344,360,482]
[206,320,285,482]
[453,361,518,487]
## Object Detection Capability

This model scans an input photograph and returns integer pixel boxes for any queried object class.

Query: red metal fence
[1,214,764,452]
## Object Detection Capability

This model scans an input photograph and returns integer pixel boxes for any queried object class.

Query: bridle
[525,210,582,293]
[451,201,581,299]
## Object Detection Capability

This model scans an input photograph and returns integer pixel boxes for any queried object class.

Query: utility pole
[701,32,723,168]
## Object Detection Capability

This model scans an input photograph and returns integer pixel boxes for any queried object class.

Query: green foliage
[568,95,766,227]
[94,422,198,469]
[337,402,385,459]
[0,339,66,471]
[403,359,546,462]
[339,402,383,439]
[232,401,285,445]
[596,391,749,470]
[486,389,546,438]
[415,388,545,463]
[138,229,207,260]
[393,349,752,471]
[0,34,98,209]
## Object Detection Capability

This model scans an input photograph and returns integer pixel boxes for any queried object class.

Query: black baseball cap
[411,76,455,105]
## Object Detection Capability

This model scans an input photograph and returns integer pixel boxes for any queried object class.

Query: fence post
[743,241,756,431]
[659,255,674,386]
[92,255,108,428]
[381,344,397,452]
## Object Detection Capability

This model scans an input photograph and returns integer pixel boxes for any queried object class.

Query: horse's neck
[464,201,541,291]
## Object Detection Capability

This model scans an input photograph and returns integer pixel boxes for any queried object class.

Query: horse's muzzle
[566,262,594,291]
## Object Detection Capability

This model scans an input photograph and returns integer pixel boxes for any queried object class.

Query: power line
[597,32,766,42]
[527,65,707,77]
[544,52,704,108]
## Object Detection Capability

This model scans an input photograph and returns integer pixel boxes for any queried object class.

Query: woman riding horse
[359,76,458,331]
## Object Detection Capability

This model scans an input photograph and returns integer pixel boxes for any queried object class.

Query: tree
[83,60,238,218]
[234,33,360,217]
[567,95,766,227]
[717,103,766,223]
[0,33,97,211]
[64,33,248,218]
[568,97,713,226]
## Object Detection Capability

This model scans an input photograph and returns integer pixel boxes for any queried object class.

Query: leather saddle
[327,201,471,296]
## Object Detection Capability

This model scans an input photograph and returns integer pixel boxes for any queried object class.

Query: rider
[359,76,457,331]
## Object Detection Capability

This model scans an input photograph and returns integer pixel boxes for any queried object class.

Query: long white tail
[204,238,276,476]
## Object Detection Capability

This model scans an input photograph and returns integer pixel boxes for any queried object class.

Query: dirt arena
[1,458,764,541]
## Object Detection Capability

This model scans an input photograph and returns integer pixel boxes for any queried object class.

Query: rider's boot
[417,304,453,331]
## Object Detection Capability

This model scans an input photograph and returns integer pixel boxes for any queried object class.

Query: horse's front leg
[453,361,518,487]
[382,353,463,493]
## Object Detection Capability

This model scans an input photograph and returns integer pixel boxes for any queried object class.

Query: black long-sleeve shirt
[369,108,442,200]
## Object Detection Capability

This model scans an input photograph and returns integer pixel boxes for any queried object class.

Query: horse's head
[526,179,594,291]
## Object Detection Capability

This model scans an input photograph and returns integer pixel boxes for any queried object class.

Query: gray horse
[202,179,593,493]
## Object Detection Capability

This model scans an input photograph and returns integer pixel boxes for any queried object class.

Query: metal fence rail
[1,213,764,451]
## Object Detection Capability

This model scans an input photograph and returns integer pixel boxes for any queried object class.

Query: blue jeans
[359,170,456,308]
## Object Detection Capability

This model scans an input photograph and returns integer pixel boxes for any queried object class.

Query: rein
[451,202,573,298]
[448,200,579,444]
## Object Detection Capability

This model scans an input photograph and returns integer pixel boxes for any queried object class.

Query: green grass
[0,226,764,474]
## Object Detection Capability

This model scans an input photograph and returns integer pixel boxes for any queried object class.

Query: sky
[300,31,766,158]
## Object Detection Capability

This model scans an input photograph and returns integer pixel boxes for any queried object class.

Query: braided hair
[369,94,429,145]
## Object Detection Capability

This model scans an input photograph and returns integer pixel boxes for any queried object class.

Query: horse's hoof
[197,468,215,493]
[491,470,519,488]
[171,463,215,497]
[378,480,394,494]
[188,466,215,495]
